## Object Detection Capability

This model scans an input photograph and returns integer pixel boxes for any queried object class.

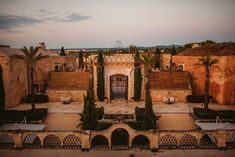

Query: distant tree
[200,40,215,46]
[97,50,105,101]
[194,55,219,110]
[13,46,49,112]
[78,50,84,70]
[184,43,193,49]
[154,47,161,68]
[170,45,177,69]
[172,45,177,55]
[130,45,142,101]
[60,46,66,56]
[0,65,5,111]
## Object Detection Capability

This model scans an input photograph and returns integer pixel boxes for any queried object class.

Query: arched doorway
[111,128,129,149]
[132,135,150,149]
[91,135,109,149]
[110,74,128,100]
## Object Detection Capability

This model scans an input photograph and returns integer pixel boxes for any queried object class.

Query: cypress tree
[154,47,161,68]
[0,65,5,111]
[78,50,84,70]
[97,51,105,101]
[60,46,66,56]
[80,89,98,130]
[143,95,156,130]
[134,51,142,101]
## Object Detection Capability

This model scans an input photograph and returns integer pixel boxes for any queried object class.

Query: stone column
[81,131,91,150]
[217,130,227,149]
[150,133,159,150]
[12,132,23,149]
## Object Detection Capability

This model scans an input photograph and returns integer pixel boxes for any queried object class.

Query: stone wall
[151,89,192,102]
[173,55,235,105]
[161,53,172,69]
[0,56,27,108]
[0,123,233,149]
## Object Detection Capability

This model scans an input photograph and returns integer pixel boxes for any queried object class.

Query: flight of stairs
[45,113,81,131]
[150,72,190,90]
[48,71,89,90]
[157,114,196,130]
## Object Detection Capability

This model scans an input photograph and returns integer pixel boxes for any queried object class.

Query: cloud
[0,11,91,32]
[58,13,91,22]
[0,14,43,30]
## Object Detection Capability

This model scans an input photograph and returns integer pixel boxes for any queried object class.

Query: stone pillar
[150,133,159,150]
[12,132,23,149]
[217,130,227,148]
[81,131,91,150]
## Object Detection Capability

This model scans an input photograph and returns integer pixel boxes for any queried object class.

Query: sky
[0,0,235,49]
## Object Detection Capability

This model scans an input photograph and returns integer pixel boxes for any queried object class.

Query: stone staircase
[150,72,190,90]
[48,71,89,90]
[157,114,196,130]
[44,113,81,131]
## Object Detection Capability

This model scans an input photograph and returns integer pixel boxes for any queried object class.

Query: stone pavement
[10,101,235,114]
[45,113,80,131]
[1,149,235,157]
[157,113,197,130]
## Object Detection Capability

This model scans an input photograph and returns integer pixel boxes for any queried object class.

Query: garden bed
[0,108,48,122]
[193,107,235,120]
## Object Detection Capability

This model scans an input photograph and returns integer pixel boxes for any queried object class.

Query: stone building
[0,43,234,108]
[173,43,235,105]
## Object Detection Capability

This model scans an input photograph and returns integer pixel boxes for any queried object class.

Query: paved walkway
[1,149,235,157]
[10,101,235,114]
[45,113,80,131]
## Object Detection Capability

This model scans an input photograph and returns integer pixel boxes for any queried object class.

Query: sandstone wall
[173,55,235,105]
[0,56,27,108]
[46,90,87,102]
[151,89,192,102]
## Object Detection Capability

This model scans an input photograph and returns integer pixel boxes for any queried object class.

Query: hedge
[26,94,49,103]
[96,122,113,130]
[186,95,212,103]
[95,106,104,120]
[135,107,145,121]
[126,121,146,130]
[193,107,235,119]
[0,108,48,121]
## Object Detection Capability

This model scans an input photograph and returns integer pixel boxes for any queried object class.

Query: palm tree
[194,55,219,110]
[135,52,158,99]
[84,54,98,98]
[130,45,142,101]
[13,46,49,112]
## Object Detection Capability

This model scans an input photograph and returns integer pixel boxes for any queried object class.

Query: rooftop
[177,43,235,56]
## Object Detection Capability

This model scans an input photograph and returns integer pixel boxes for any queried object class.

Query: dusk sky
[0,0,235,49]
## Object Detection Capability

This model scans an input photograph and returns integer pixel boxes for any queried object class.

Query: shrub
[126,121,145,130]
[135,107,145,121]
[96,122,113,130]
[186,95,212,103]
[0,108,48,121]
[26,94,49,103]
[95,106,104,120]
